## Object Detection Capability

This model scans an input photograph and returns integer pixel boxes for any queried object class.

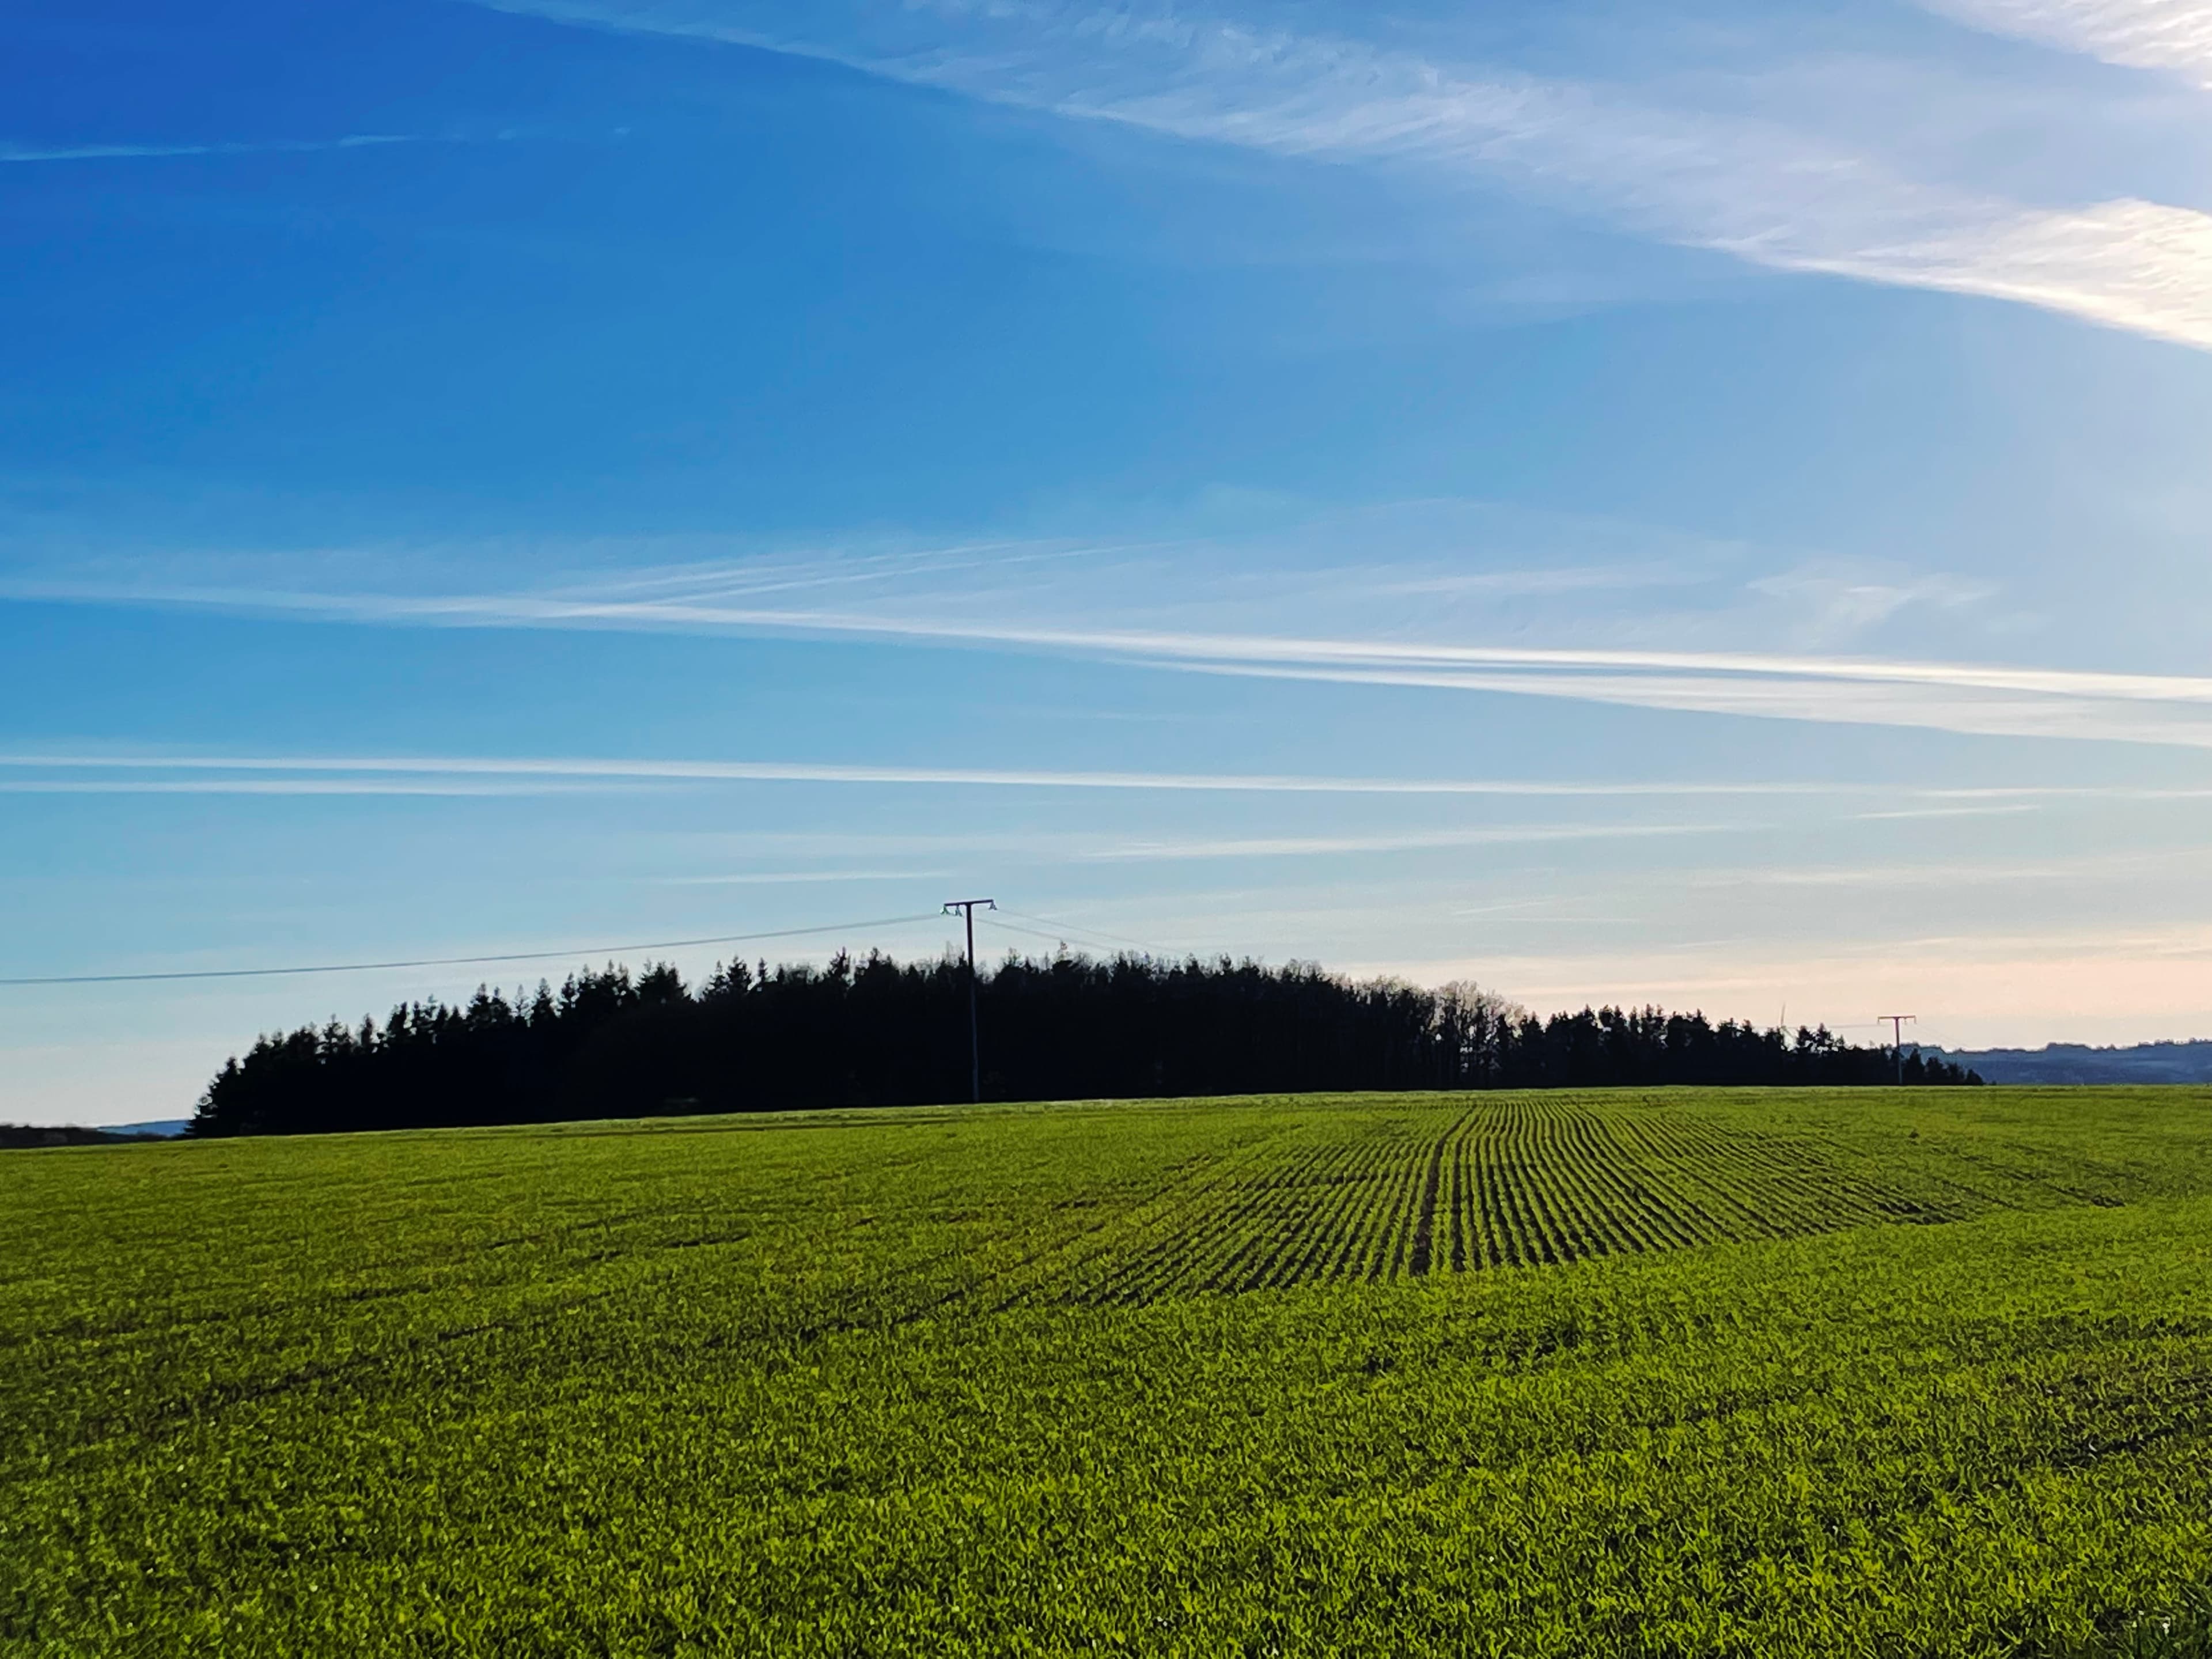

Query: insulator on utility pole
[943,899,997,1103]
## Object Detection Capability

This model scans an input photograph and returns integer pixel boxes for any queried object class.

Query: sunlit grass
[9,1087,2212,1655]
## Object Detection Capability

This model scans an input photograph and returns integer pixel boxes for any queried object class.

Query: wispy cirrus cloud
[0,751,1880,799]
[653,823,1749,882]
[657,868,950,884]
[1175,654,2212,749]
[1919,0,2212,86]
[26,557,2212,749]
[1076,821,1743,861]
[13,750,2207,808]
[0,134,422,164]
[468,0,2212,349]
[0,777,625,797]
[0,556,2184,698]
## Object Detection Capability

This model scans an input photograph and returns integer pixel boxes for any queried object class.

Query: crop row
[993,1097,1955,1305]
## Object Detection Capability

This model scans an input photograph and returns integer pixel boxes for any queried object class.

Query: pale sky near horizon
[7,0,2212,1123]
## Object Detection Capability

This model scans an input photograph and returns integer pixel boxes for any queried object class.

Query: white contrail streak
[19,576,2212,704]
[0,751,1868,798]
[0,135,419,163]
[6,752,2209,802]
[22,567,2212,748]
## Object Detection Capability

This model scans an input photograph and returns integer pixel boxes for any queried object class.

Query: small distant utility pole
[1879,1013,1916,1085]
[944,899,997,1102]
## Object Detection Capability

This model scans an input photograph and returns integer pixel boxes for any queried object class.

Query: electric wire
[980,909,1166,959]
[995,907,1161,955]
[978,915,1096,952]
[0,911,952,988]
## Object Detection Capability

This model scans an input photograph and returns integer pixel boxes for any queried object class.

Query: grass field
[10,1088,2212,1656]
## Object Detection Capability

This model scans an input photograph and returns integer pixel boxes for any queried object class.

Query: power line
[989,907,1164,956]
[979,915,1096,951]
[0,911,950,988]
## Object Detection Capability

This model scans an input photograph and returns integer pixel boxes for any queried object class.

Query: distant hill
[0,1122,184,1149]
[99,1119,191,1138]
[1926,1041,2212,1085]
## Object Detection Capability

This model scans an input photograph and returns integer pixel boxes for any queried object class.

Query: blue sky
[7,0,2212,1122]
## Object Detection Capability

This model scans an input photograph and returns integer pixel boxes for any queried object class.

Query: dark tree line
[188,950,1979,1137]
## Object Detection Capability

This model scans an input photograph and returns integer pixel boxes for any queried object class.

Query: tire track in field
[1407,1111,1476,1277]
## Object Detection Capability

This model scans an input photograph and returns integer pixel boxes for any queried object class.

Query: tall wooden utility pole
[943,899,997,1102]
[1879,1013,1916,1085]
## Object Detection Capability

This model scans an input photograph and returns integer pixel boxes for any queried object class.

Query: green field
[10,1089,2212,1656]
